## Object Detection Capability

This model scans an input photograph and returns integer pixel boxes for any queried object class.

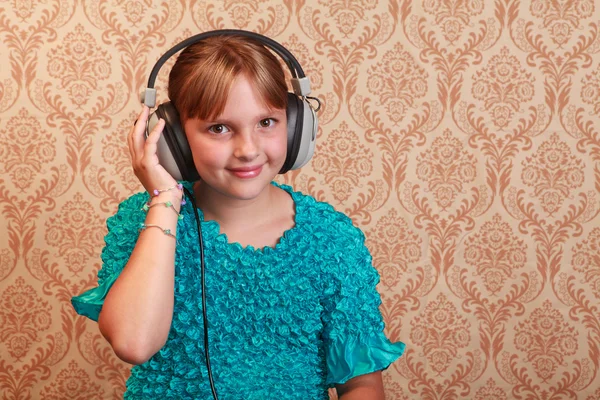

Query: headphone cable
[184,187,219,400]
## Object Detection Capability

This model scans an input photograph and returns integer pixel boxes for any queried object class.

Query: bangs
[168,36,288,122]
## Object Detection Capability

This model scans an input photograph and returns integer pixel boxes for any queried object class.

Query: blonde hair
[167,35,288,121]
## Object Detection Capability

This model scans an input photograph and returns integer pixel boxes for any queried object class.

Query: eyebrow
[205,110,286,125]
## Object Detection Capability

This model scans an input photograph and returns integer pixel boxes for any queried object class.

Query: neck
[192,182,275,227]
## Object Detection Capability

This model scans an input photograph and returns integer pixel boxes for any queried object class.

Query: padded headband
[141,29,312,108]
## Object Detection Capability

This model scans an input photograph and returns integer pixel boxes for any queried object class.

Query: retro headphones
[141,29,321,182]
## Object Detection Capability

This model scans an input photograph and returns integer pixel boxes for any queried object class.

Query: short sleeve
[71,192,148,322]
[321,219,405,386]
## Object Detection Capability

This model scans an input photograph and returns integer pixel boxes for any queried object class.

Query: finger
[146,117,165,144]
[131,106,150,160]
[129,106,148,145]
[132,108,145,127]
[127,120,135,161]
[142,118,165,164]
[127,110,143,162]
[131,105,149,134]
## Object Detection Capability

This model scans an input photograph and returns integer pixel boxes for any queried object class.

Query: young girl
[72,32,405,400]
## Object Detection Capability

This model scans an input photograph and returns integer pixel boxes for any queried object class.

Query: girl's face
[183,74,288,201]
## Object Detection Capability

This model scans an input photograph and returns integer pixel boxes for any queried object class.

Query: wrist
[149,190,183,202]
[148,182,184,199]
[147,192,184,213]
[148,183,184,201]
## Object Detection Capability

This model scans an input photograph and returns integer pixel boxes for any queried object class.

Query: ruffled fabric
[72,182,405,399]
[326,333,406,385]
[72,191,147,321]
[71,274,114,322]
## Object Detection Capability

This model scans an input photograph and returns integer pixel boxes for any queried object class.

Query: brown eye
[208,124,229,134]
[259,118,275,128]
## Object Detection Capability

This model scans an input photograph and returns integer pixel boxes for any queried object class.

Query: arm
[98,190,180,365]
[98,106,181,365]
[336,371,385,400]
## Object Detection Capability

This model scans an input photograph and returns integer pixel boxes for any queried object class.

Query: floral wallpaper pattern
[1,0,600,399]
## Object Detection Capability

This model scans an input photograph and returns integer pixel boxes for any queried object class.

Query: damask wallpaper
[1,0,600,399]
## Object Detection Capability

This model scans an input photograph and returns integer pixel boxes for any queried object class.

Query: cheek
[267,129,289,162]
[187,138,225,170]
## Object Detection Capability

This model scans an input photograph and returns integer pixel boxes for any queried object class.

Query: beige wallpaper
[1,0,600,399]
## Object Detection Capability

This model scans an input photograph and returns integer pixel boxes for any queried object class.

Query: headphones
[141,29,321,182]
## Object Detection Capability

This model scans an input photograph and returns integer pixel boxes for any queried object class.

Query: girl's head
[167,35,290,202]
[168,35,288,122]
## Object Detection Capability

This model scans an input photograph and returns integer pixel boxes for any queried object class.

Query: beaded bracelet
[152,183,183,197]
[150,183,187,206]
[139,223,176,239]
[142,201,184,220]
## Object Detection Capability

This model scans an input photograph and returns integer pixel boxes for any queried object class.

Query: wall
[1,0,600,398]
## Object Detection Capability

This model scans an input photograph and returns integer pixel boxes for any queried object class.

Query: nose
[233,130,259,161]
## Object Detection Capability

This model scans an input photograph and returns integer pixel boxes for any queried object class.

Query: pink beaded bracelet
[150,183,186,206]
[151,183,183,197]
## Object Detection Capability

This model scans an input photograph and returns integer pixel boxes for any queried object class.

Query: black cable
[183,187,219,400]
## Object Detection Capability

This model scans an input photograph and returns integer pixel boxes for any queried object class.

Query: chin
[225,184,267,200]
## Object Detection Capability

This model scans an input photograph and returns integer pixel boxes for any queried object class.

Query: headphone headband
[142,29,311,108]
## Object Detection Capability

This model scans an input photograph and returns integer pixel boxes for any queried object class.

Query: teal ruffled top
[72,183,405,399]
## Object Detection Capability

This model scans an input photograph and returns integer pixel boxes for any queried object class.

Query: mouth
[227,164,263,179]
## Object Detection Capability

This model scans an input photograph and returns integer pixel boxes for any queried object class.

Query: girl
[72,32,405,400]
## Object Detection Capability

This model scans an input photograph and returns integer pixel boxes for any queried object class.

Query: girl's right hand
[128,106,180,197]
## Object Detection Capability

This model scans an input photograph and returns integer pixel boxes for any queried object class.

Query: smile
[227,164,263,179]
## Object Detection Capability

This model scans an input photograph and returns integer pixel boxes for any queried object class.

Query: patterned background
[1,0,600,399]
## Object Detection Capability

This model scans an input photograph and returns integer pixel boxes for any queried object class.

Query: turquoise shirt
[72,183,405,399]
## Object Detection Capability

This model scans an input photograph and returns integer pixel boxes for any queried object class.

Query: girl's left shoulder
[272,181,365,244]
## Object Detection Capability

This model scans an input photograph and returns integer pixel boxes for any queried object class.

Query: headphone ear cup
[151,102,200,182]
[280,93,303,174]
[147,108,183,181]
[280,93,317,174]
[291,99,318,170]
